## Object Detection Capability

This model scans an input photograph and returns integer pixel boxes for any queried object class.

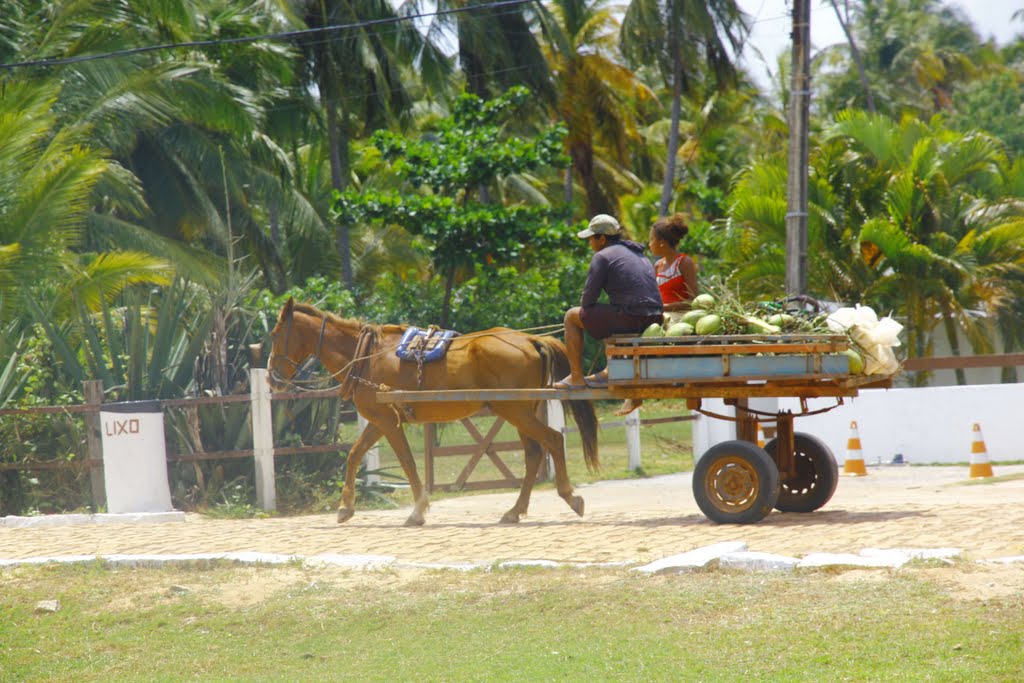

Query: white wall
[693,383,1024,465]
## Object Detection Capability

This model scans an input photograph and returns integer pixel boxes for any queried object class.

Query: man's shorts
[580,304,663,340]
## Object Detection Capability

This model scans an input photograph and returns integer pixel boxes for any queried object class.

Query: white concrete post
[250,368,276,511]
[358,414,381,485]
[544,400,566,481]
[626,407,642,470]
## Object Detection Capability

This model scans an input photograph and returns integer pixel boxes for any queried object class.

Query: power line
[0,0,535,72]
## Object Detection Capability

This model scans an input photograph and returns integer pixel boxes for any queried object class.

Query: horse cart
[376,332,893,525]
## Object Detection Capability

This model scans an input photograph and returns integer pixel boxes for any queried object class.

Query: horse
[267,298,599,526]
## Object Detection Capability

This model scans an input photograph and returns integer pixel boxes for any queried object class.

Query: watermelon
[695,314,723,335]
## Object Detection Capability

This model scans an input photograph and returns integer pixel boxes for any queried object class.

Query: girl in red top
[618,214,699,415]
[651,213,698,318]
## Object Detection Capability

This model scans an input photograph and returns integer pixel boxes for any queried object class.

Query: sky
[736,0,1024,88]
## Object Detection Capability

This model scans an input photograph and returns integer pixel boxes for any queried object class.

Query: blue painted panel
[607,354,849,381]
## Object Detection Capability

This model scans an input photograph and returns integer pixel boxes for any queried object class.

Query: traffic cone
[756,422,766,449]
[844,420,868,476]
[969,422,995,479]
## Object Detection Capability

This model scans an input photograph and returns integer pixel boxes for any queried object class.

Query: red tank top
[656,254,694,304]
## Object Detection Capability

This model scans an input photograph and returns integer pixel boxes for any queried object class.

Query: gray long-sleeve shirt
[580,240,663,316]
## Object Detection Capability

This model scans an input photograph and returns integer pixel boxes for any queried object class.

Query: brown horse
[267,298,599,526]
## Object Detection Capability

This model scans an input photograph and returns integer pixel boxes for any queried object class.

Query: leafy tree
[948,70,1024,160]
[337,87,571,326]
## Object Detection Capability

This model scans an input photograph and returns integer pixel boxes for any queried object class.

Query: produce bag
[825,305,903,375]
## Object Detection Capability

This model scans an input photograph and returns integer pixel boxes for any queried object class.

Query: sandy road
[3,465,1024,566]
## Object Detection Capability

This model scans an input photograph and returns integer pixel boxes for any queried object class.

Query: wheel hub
[714,463,754,503]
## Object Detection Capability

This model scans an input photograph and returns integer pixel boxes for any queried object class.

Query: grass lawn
[3,562,1023,682]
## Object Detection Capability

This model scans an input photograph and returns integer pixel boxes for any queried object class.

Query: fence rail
[902,353,1024,371]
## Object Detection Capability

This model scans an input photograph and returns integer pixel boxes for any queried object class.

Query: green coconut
[680,309,707,327]
[844,348,865,374]
[695,314,723,335]
[691,293,716,309]
[665,322,695,337]
[642,322,665,338]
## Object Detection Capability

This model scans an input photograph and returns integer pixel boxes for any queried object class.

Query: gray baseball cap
[577,214,622,238]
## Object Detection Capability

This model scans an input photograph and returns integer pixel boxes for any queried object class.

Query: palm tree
[620,0,748,216]
[817,0,991,119]
[286,0,452,287]
[536,0,655,217]
[830,111,1020,385]
[4,0,325,292]
[412,0,554,102]
[0,77,176,346]
[725,110,1022,385]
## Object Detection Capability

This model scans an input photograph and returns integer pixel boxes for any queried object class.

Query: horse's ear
[283,297,295,318]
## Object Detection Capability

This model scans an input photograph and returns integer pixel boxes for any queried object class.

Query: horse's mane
[289,302,404,335]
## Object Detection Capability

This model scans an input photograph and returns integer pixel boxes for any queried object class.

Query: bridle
[267,314,330,390]
[267,313,380,400]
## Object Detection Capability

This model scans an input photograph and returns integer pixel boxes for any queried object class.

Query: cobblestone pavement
[3,465,1024,565]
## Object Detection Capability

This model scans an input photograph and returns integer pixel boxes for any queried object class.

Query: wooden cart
[376,333,893,524]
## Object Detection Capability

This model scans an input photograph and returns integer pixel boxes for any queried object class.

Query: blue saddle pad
[395,327,460,363]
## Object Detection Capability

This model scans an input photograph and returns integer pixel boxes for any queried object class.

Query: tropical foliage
[2,0,1024,512]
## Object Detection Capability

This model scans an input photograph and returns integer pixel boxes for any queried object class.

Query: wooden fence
[1,369,698,512]
[0,371,354,512]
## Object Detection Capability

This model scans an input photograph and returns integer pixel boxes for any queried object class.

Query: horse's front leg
[336,421,384,524]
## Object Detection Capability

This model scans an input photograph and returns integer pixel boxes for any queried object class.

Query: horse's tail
[531,335,600,473]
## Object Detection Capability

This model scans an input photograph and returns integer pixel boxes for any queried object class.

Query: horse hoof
[403,515,425,527]
[336,508,354,524]
[570,496,585,517]
[499,510,521,524]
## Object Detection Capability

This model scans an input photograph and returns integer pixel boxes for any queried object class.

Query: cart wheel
[692,440,780,524]
[763,432,838,513]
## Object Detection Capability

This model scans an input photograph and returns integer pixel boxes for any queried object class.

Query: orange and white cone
[756,422,766,449]
[969,422,995,479]
[844,420,868,476]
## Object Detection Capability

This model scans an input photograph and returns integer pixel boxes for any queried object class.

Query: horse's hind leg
[494,403,584,519]
[375,420,429,526]
[499,431,545,524]
[336,421,383,524]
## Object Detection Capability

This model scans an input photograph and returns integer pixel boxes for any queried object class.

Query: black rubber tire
[692,440,780,524]
[764,432,839,513]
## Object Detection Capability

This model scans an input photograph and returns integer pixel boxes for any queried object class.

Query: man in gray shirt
[554,214,663,389]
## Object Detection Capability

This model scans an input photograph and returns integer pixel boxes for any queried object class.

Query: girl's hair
[651,214,689,248]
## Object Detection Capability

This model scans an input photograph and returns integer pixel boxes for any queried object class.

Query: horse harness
[338,325,380,401]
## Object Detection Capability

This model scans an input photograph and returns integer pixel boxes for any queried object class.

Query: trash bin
[99,400,174,513]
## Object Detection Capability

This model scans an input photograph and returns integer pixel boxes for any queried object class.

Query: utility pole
[786,0,811,298]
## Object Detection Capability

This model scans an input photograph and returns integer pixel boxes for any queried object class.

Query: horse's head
[267,297,304,391]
